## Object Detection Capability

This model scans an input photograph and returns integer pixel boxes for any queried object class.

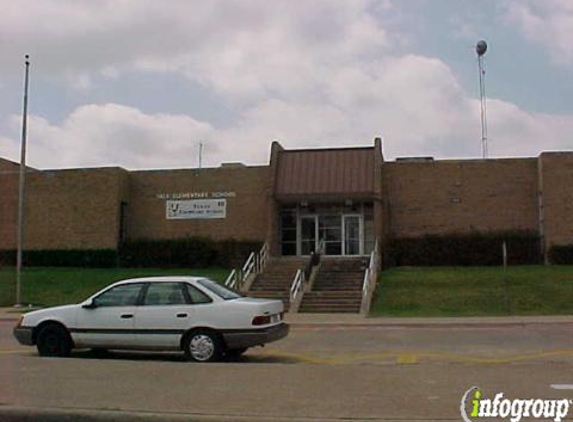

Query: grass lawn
[0,267,229,307]
[370,265,573,317]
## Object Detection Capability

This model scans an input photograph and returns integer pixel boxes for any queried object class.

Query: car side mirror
[82,299,97,309]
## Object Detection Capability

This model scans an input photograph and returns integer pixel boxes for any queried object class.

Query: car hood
[21,304,79,326]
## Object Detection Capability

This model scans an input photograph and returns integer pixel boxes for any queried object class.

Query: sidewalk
[2,306,573,327]
[285,313,573,327]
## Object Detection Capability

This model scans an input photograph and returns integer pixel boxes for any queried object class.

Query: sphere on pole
[476,40,487,57]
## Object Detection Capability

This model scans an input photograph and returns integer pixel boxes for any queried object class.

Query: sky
[0,0,572,170]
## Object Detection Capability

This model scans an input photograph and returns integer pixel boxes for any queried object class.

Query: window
[280,208,297,256]
[197,279,241,300]
[184,283,212,304]
[94,283,143,307]
[143,283,187,306]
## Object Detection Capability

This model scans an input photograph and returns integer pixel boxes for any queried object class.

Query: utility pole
[198,142,203,169]
[15,55,30,307]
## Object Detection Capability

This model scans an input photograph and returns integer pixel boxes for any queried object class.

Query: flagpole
[15,55,30,307]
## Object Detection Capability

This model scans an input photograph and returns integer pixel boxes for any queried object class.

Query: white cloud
[4,104,215,169]
[0,0,571,171]
[505,0,573,66]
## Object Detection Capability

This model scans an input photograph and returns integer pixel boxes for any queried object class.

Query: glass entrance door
[343,215,362,256]
[319,215,342,255]
[300,215,317,256]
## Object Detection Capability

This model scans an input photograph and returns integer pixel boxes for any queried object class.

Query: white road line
[551,384,573,390]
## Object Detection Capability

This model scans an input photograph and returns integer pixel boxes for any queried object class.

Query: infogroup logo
[460,386,572,422]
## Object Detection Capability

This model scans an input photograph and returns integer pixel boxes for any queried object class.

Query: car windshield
[197,278,241,300]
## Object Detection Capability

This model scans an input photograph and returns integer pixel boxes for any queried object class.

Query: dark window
[197,279,241,300]
[280,207,297,256]
[184,283,212,304]
[94,283,143,307]
[143,283,187,306]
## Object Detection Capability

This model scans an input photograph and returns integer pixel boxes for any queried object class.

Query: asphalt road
[1,319,572,421]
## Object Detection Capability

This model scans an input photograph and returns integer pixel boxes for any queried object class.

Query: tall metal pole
[476,40,488,159]
[198,142,203,169]
[16,55,30,306]
[478,55,488,159]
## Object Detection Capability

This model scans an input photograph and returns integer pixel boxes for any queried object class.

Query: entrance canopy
[274,147,376,201]
[271,143,382,256]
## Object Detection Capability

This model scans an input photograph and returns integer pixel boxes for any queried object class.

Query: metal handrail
[258,242,269,273]
[290,269,305,303]
[362,268,370,295]
[317,238,325,255]
[224,269,238,289]
[242,252,256,283]
[238,242,270,287]
[362,239,380,300]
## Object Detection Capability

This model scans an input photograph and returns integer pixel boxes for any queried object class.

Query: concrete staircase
[299,257,366,313]
[247,257,307,311]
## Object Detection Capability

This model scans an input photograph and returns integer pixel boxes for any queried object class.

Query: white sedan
[13,276,288,362]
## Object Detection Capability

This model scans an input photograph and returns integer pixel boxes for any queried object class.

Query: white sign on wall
[166,199,227,220]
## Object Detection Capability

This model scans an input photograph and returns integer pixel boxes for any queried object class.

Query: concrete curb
[0,405,453,422]
[289,320,573,329]
[284,314,573,328]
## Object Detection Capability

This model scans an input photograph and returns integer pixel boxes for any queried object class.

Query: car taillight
[16,316,23,327]
[252,315,271,326]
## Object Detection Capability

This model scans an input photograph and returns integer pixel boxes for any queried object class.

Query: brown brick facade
[538,153,573,252]
[0,145,572,260]
[385,158,539,237]
[127,166,270,242]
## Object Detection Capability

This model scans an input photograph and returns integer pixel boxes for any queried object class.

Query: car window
[185,283,212,304]
[197,279,241,300]
[94,283,143,307]
[142,283,187,306]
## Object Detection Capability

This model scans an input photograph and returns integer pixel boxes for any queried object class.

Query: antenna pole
[478,54,488,159]
[16,55,30,307]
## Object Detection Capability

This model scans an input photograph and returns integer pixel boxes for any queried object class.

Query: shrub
[0,238,262,269]
[0,249,117,268]
[118,238,261,268]
[389,230,541,266]
[548,245,573,264]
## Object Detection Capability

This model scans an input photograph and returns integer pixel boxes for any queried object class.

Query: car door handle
[176,313,188,318]
[120,314,134,319]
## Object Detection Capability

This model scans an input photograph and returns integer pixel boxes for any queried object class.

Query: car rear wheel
[184,330,222,362]
[36,324,72,357]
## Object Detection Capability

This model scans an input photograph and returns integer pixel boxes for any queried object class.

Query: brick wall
[384,158,539,237]
[1,150,572,259]
[0,173,18,250]
[0,158,21,173]
[21,168,127,250]
[538,152,573,251]
[0,164,271,251]
[127,166,270,242]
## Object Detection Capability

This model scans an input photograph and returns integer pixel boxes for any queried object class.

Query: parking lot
[1,318,573,421]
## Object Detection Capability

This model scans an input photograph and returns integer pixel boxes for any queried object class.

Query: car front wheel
[184,330,222,362]
[36,324,72,357]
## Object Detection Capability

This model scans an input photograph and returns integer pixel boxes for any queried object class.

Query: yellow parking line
[258,349,573,365]
[397,354,418,364]
[0,349,26,355]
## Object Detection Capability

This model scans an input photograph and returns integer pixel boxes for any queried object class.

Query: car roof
[115,276,208,285]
